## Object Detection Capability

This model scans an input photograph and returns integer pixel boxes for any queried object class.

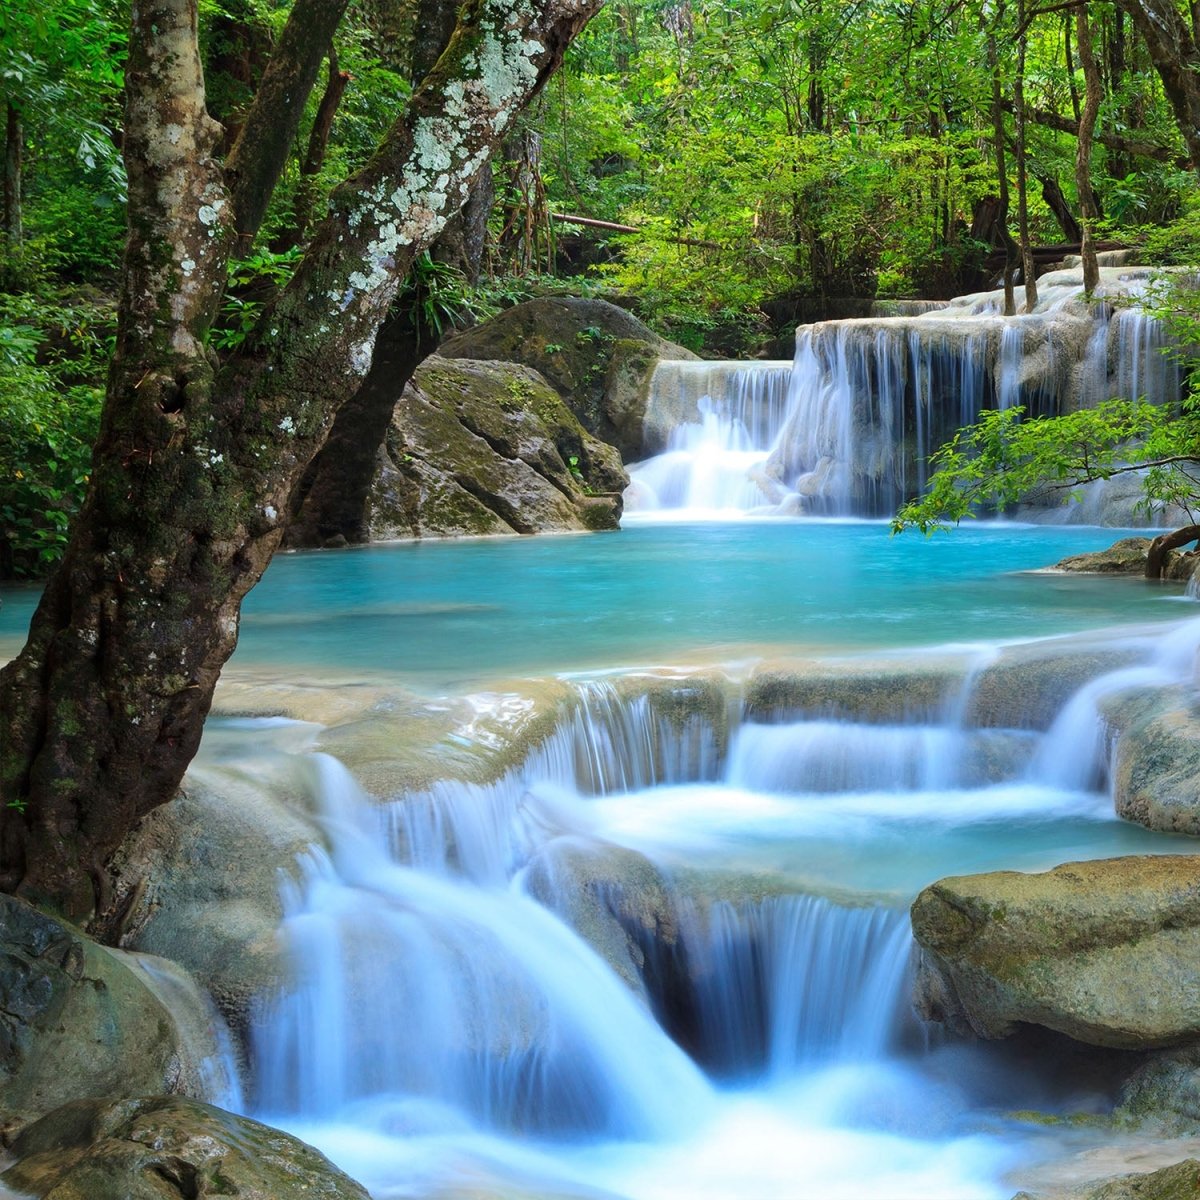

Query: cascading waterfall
[234,617,1200,1198]
[626,266,1183,520]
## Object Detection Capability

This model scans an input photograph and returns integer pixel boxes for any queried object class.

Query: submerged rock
[1,1096,369,1199]
[438,296,697,459]
[0,896,220,1134]
[368,356,626,539]
[912,856,1200,1050]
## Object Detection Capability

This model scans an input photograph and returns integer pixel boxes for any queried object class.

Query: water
[2,524,1182,691]
[626,268,1182,519]
[233,602,1200,1198]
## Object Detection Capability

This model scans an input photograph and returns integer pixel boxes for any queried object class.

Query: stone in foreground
[2,1096,370,1200]
[912,856,1200,1050]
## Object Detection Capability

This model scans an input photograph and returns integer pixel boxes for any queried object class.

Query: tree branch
[225,0,353,241]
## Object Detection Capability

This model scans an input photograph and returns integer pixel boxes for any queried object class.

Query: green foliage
[891,401,1198,533]
[0,293,109,575]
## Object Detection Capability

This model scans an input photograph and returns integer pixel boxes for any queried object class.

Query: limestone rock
[438,297,697,459]
[1054,539,1158,575]
[911,856,1200,1050]
[1117,1046,1200,1134]
[1051,538,1197,581]
[0,897,210,1133]
[106,747,328,1041]
[1,1096,369,1200]
[524,840,679,1002]
[1104,686,1200,835]
[368,356,626,539]
[1013,1158,1200,1200]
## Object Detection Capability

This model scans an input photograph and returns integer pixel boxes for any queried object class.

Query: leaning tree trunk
[0,0,603,919]
[1074,2,1101,296]
[1014,0,1037,311]
[1147,524,1200,580]
[3,103,21,243]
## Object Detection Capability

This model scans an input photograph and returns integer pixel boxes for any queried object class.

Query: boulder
[1104,686,1200,835]
[1,1096,369,1199]
[106,747,329,1042]
[438,297,697,460]
[911,856,1200,1050]
[1051,537,1197,581]
[368,356,626,539]
[1013,1158,1200,1200]
[0,896,217,1134]
[1117,1046,1200,1134]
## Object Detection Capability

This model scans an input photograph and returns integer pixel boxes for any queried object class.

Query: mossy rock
[368,356,626,539]
[912,856,1200,1050]
[2,1096,369,1199]
[1104,685,1200,835]
[0,896,217,1135]
[438,297,696,460]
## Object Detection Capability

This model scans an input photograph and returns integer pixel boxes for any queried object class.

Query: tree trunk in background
[0,0,603,920]
[3,104,21,244]
[278,50,352,250]
[1075,3,1101,295]
[989,7,1018,315]
[286,300,435,547]
[1014,1,1037,311]
[1038,173,1082,242]
[1116,0,1200,181]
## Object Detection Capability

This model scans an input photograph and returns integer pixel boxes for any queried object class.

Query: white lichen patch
[278,416,296,434]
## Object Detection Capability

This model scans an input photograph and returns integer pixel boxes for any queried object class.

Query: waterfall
[677,896,914,1078]
[626,266,1182,521]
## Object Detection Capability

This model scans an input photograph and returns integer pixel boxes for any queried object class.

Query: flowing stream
[154,536,1195,1198]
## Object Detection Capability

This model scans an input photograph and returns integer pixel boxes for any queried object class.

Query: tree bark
[1147,524,1200,579]
[989,5,1018,315]
[1015,0,1037,311]
[1115,0,1200,182]
[224,0,354,241]
[1075,3,1101,296]
[1037,172,1082,242]
[0,0,602,919]
[278,50,352,250]
[3,103,21,243]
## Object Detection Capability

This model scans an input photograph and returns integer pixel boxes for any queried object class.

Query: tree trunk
[1147,524,1200,579]
[278,50,352,250]
[1115,0,1200,182]
[1015,0,1037,311]
[1075,3,1101,296]
[3,103,21,244]
[989,6,1018,315]
[1038,172,1082,242]
[0,0,603,920]
[286,300,435,546]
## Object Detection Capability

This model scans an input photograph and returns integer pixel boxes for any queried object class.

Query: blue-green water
[0,522,1186,688]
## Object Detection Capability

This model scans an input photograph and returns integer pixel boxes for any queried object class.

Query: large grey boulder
[368,356,626,539]
[0,896,220,1134]
[1104,686,1200,835]
[106,746,329,1042]
[1,1096,369,1200]
[912,856,1200,1050]
[438,297,697,460]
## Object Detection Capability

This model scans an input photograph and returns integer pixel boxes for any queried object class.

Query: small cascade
[253,756,714,1138]
[1027,621,1200,789]
[677,896,914,1078]
[627,361,793,513]
[626,266,1184,520]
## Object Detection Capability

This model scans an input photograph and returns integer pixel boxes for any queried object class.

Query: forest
[3,0,1200,575]
[5,1,1200,1197]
